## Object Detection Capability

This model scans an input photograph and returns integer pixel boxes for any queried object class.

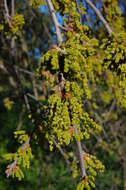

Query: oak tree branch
[85,0,112,35]
[46,0,86,179]
[46,0,63,45]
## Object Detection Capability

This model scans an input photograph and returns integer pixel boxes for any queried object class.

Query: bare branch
[30,75,39,100]
[3,0,12,26]
[46,0,63,45]
[58,24,70,31]
[73,125,86,179]
[14,66,35,76]
[4,0,9,16]
[11,0,15,16]
[85,0,112,35]
[27,93,38,101]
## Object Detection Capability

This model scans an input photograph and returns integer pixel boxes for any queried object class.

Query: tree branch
[46,0,63,45]
[30,75,39,100]
[73,125,86,179]
[11,0,15,16]
[3,0,12,26]
[85,0,112,35]
[14,66,35,76]
[4,0,10,16]
[46,0,87,178]
[5,137,30,178]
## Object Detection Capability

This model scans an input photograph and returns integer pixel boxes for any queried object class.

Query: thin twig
[58,24,70,31]
[11,0,15,16]
[4,0,12,26]
[85,0,112,35]
[4,0,10,16]
[46,0,62,45]
[30,75,39,100]
[73,125,86,179]
[27,93,38,101]
[14,66,35,76]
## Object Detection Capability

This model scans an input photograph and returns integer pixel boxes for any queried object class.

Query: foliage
[1,0,126,190]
